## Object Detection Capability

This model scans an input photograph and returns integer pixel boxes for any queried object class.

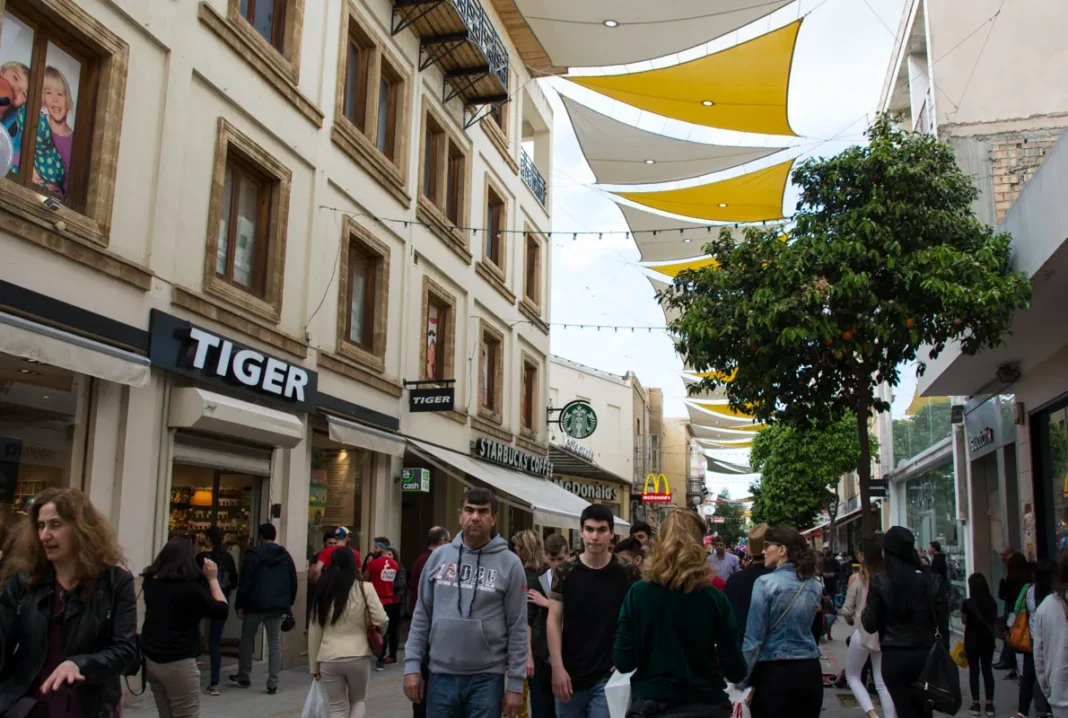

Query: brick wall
[988,130,1061,223]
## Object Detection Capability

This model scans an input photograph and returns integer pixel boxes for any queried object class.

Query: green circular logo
[560,401,598,439]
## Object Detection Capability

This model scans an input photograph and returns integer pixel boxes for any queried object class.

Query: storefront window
[0,358,81,524]
[903,458,967,628]
[893,396,953,466]
[168,464,259,551]
[1034,402,1068,558]
[307,436,368,562]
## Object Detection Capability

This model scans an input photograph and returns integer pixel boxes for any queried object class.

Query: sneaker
[207,684,220,697]
[968,701,980,716]
[375,659,385,671]
[228,675,250,688]
[983,704,994,717]
[267,686,278,695]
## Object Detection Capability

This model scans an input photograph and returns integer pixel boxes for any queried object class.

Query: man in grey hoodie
[404,487,528,718]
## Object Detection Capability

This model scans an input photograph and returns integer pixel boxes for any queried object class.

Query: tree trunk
[856,395,875,539]
[827,489,840,553]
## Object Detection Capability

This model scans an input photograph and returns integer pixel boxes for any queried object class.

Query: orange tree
[661,115,1031,538]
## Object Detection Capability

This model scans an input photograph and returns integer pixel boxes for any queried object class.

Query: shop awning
[548,445,629,485]
[0,310,150,387]
[408,440,599,531]
[801,506,866,537]
[326,414,405,457]
[169,387,304,448]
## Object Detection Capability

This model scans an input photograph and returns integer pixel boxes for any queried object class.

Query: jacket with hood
[403,534,528,693]
[236,543,298,615]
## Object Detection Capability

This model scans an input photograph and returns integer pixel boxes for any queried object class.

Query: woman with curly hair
[614,509,746,718]
[0,487,138,717]
[741,526,823,718]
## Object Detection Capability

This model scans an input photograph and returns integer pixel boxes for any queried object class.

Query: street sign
[641,473,672,503]
[869,479,888,499]
[559,400,598,439]
[401,468,431,493]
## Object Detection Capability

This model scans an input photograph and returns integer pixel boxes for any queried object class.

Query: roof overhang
[548,445,630,485]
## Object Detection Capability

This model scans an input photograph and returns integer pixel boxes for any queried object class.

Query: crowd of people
[0,485,1066,718]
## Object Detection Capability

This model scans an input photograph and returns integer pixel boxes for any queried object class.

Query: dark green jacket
[526,567,549,662]
[614,580,746,706]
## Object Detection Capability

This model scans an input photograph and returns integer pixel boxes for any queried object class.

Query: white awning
[168,387,305,448]
[620,204,743,262]
[0,310,150,387]
[327,414,405,457]
[562,96,777,185]
[408,440,624,531]
[513,0,793,68]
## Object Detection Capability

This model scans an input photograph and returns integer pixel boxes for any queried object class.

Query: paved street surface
[126,624,1023,717]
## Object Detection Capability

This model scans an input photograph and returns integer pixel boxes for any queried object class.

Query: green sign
[560,401,597,439]
[401,468,430,493]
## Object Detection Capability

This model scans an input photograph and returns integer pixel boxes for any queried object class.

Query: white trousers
[845,629,896,718]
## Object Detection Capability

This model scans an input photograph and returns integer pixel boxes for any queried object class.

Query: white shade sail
[647,277,681,326]
[692,423,761,440]
[620,204,742,262]
[686,401,758,427]
[563,96,777,185]
[513,0,793,68]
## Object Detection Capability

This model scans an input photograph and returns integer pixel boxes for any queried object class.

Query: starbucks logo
[560,401,598,439]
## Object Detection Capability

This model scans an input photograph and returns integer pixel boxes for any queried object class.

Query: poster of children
[426,304,439,378]
[0,11,82,199]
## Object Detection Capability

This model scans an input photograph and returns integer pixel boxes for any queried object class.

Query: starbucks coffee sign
[472,438,553,479]
[553,478,619,503]
[559,400,597,439]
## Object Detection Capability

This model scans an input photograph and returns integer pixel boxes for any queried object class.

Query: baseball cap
[334,526,351,539]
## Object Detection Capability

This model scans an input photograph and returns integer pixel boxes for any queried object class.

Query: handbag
[1006,584,1033,653]
[360,582,385,657]
[281,610,297,633]
[910,577,962,715]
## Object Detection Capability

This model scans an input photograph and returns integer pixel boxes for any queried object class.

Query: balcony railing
[521,149,546,205]
[391,0,509,106]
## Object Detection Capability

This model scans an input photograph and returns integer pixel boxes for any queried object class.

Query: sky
[536,0,915,497]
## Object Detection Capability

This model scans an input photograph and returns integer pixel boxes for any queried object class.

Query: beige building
[662,418,700,516]
[0,0,562,669]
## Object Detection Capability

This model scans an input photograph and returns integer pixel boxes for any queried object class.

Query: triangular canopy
[615,159,793,222]
[706,458,755,474]
[510,0,794,69]
[692,424,764,440]
[697,437,754,448]
[647,277,681,326]
[569,20,801,136]
[619,204,742,262]
[648,256,718,278]
[562,96,778,185]
[687,402,760,429]
[693,400,758,420]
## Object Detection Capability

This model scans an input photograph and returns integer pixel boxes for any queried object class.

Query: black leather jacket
[862,570,949,650]
[0,565,139,716]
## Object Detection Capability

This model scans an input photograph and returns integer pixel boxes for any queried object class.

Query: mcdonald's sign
[642,473,672,503]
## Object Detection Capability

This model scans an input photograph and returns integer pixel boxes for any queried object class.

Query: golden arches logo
[642,473,672,503]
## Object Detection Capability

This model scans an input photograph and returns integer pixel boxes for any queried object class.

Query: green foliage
[662,115,1031,536]
[893,400,953,466]
[711,488,746,547]
[749,414,871,530]
[1050,422,1068,483]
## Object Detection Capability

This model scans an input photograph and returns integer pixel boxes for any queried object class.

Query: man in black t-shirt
[548,505,639,718]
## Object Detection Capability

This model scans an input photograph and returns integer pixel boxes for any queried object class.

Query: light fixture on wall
[996,363,1021,385]
[191,490,213,507]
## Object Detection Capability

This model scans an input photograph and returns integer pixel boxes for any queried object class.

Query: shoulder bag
[911,575,962,715]
[1006,583,1033,653]
[360,582,385,657]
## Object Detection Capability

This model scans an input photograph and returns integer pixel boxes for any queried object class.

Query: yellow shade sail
[648,256,718,278]
[690,369,738,383]
[694,401,757,420]
[615,160,793,223]
[569,20,801,136]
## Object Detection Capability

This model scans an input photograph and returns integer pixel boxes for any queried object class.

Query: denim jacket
[740,563,821,683]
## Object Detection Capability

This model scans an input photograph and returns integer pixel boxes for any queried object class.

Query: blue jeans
[555,677,609,718]
[208,618,226,685]
[427,673,504,718]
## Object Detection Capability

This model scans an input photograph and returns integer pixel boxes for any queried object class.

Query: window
[342,31,371,132]
[337,16,405,166]
[204,119,292,321]
[346,244,377,349]
[489,103,504,131]
[422,277,456,383]
[416,100,471,257]
[239,0,285,51]
[485,186,505,268]
[376,67,399,160]
[521,358,538,433]
[446,141,464,225]
[478,322,504,418]
[422,118,443,202]
[524,234,541,305]
[336,216,390,369]
[216,158,271,297]
[0,4,96,212]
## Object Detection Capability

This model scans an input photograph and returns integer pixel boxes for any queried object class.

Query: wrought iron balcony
[521,148,546,205]
[391,0,509,106]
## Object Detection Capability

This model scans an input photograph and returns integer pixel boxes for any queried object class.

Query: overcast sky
[538,0,916,496]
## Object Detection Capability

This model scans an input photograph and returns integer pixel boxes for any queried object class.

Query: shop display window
[168,464,260,553]
[0,356,82,524]
[1035,403,1068,558]
[307,436,368,563]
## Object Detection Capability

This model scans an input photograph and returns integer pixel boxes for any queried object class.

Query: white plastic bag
[302,680,328,718]
[605,669,635,718]
[726,684,752,718]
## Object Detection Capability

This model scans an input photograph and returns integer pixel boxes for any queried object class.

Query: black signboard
[869,479,888,499]
[148,309,318,412]
[409,386,455,413]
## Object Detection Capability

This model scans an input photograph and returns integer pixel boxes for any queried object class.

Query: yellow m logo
[642,474,672,503]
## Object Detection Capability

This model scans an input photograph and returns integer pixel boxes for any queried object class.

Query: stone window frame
[521,224,543,310]
[0,0,145,288]
[474,172,515,303]
[477,319,505,424]
[416,95,472,263]
[420,275,456,383]
[519,350,540,439]
[481,70,516,173]
[336,215,390,373]
[331,1,412,206]
[202,118,292,323]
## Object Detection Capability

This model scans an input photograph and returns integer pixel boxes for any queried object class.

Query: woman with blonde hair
[614,509,746,718]
[513,530,553,718]
[0,487,138,717]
